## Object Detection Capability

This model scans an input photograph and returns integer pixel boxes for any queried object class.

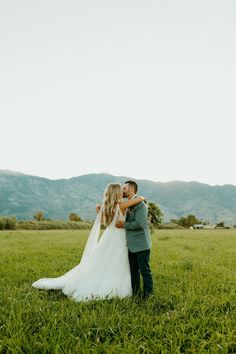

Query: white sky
[0,0,236,186]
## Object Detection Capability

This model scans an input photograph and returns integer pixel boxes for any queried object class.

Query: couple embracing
[32,181,154,301]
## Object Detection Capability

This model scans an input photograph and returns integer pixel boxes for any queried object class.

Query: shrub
[147,202,163,228]
[0,217,17,230]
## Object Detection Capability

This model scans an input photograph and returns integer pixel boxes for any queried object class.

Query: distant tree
[5,216,17,230]
[171,214,202,228]
[0,216,17,230]
[147,202,163,228]
[33,211,45,222]
[216,221,225,228]
[186,214,202,227]
[69,213,82,222]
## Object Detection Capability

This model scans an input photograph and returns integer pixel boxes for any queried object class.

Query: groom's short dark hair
[124,180,138,193]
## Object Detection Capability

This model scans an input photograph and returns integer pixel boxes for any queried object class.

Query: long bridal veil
[32,206,103,289]
[77,205,103,265]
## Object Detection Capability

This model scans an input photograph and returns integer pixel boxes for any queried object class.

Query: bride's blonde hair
[102,183,122,226]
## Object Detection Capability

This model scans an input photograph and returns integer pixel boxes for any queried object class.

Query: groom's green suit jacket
[124,198,152,253]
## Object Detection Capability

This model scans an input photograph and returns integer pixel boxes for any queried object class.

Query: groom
[116,180,153,299]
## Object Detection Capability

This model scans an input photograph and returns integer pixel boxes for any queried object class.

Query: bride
[32,183,145,302]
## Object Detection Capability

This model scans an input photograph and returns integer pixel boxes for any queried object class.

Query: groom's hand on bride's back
[116,221,125,229]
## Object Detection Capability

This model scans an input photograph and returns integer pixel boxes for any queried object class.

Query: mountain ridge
[1,169,235,187]
[0,170,236,224]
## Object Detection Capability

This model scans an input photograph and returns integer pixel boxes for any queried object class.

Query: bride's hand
[96,204,101,213]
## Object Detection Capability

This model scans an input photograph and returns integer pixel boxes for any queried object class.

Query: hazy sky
[1,0,235,185]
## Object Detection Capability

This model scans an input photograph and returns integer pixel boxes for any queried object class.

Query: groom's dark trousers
[128,249,153,297]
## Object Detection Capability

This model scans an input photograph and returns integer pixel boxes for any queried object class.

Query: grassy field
[0,229,236,353]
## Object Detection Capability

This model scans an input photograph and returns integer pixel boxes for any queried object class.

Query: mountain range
[0,170,236,225]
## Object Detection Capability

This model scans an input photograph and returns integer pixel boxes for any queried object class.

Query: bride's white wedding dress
[32,204,132,302]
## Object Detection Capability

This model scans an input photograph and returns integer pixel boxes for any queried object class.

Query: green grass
[0,229,236,353]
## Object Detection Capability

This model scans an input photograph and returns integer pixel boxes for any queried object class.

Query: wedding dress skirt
[32,205,132,302]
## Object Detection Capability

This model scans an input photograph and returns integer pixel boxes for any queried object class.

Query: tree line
[0,212,91,231]
[0,202,235,231]
[33,211,83,222]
